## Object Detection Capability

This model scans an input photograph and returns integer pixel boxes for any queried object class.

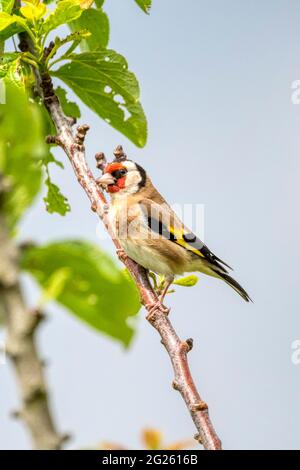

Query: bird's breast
[121,237,177,276]
[110,200,190,276]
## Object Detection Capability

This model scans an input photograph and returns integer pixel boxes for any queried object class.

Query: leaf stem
[20,23,37,48]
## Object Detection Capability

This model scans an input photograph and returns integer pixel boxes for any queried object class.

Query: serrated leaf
[55,85,81,119]
[51,30,91,59]
[134,0,151,14]
[42,0,84,36]
[0,83,46,229]
[21,241,141,346]
[173,275,199,287]
[69,7,109,51]
[44,177,71,216]
[0,12,28,51]
[42,152,64,169]
[51,50,147,147]
[0,0,14,14]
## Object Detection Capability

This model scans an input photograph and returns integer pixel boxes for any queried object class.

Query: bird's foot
[146,300,170,321]
[158,276,175,304]
[116,248,128,264]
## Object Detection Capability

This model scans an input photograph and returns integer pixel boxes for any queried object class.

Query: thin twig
[0,207,67,449]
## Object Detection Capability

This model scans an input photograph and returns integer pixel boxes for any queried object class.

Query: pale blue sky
[1,0,300,449]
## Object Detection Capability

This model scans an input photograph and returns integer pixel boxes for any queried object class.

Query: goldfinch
[97,159,250,303]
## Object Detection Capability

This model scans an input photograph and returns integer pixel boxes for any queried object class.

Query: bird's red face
[97,160,146,195]
[102,162,128,193]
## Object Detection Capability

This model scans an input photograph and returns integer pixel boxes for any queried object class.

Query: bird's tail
[212,269,251,302]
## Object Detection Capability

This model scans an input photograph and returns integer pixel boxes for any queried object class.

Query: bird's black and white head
[97,160,147,197]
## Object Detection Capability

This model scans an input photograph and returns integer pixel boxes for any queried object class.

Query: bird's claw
[116,248,128,264]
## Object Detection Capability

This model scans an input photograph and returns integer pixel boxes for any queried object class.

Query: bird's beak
[96,173,116,187]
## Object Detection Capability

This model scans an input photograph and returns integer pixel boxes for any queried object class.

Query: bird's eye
[112,168,127,179]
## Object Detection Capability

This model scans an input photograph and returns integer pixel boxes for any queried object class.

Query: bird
[97,159,251,304]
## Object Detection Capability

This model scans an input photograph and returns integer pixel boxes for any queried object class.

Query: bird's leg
[146,275,174,319]
[159,275,175,304]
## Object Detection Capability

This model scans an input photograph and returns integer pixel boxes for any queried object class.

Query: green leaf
[173,275,199,287]
[0,83,46,229]
[55,87,81,119]
[0,0,14,14]
[55,85,81,119]
[94,0,104,7]
[69,7,109,51]
[0,0,26,43]
[42,0,84,36]
[51,50,147,147]
[0,52,34,89]
[39,267,71,305]
[134,0,152,14]
[42,152,64,169]
[41,147,69,216]
[43,177,71,216]
[0,13,28,47]
[0,52,20,76]
[0,22,23,43]
[49,30,91,63]
[0,12,16,30]
[0,12,27,32]
[21,241,141,346]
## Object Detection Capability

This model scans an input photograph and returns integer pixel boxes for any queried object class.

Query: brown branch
[0,206,67,449]
[37,70,222,449]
